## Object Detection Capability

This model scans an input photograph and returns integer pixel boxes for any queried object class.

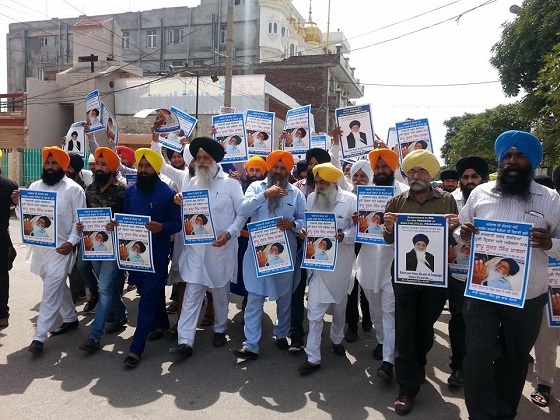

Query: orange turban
[266,150,294,172]
[94,147,120,172]
[42,147,70,171]
[245,156,267,174]
[368,148,400,172]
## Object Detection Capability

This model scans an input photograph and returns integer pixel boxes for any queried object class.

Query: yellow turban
[266,150,294,172]
[42,146,70,171]
[245,156,267,174]
[94,147,120,172]
[312,162,343,183]
[0,150,3,160]
[134,148,164,172]
[401,149,440,178]
[368,148,399,172]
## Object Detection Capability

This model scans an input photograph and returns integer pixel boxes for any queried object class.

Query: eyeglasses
[406,169,429,177]
[460,174,481,181]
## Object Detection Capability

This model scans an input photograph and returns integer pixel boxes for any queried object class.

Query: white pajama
[178,282,230,347]
[362,285,395,364]
[533,308,560,387]
[305,295,348,365]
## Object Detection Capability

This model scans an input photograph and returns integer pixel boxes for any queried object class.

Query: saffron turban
[368,148,400,173]
[350,160,373,181]
[401,149,440,179]
[134,148,164,172]
[189,137,225,163]
[494,130,542,169]
[117,146,136,165]
[245,156,267,173]
[312,162,343,183]
[267,150,294,172]
[42,146,70,171]
[94,147,120,172]
[456,156,489,179]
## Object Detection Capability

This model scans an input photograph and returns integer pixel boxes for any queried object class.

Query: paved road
[0,218,557,419]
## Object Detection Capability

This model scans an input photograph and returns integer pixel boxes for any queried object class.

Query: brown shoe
[0,318,8,329]
[394,395,414,416]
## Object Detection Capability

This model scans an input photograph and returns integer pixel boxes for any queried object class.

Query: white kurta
[356,180,409,292]
[307,189,357,304]
[18,176,86,276]
[178,169,245,288]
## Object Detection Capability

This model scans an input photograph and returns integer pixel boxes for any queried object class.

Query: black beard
[306,169,315,188]
[246,175,262,185]
[460,182,476,201]
[136,172,159,191]
[373,172,395,186]
[443,185,456,193]
[493,165,533,199]
[42,168,65,186]
[94,171,112,186]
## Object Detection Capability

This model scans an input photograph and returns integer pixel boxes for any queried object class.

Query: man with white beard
[169,137,245,357]
[383,149,458,415]
[233,150,305,360]
[355,148,409,381]
[298,163,356,375]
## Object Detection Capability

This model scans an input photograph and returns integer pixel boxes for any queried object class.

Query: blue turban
[272,242,284,253]
[196,214,208,225]
[499,258,520,276]
[494,130,542,169]
[413,234,429,245]
[320,238,333,250]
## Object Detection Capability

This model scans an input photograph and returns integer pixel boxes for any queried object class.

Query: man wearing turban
[459,130,560,419]
[383,148,458,415]
[168,136,245,358]
[346,120,367,149]
[405,234,434,272]
[298,162,356,375]
[11,146,86,355]
[440,169,459,193]
[445,155,489,388]
[354,147,410,380]
[232,150,305,361]
[119,147,182,368]
[78,146,128,354]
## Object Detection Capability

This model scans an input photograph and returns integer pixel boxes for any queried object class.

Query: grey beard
[267,172,289,213]
[410,179,430,193]
[313,183,337,212]
[195,162,219,189]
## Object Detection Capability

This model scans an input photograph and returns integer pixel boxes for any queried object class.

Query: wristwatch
[225,231,232,240]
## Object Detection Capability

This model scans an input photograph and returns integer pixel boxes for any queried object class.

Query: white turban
[350,160,373,182]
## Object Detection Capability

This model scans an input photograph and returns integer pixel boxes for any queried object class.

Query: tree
[491,0,560,101]
[441,103,531,173]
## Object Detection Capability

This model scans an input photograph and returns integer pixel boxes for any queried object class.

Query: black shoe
[51,320,79,336]
[105,319,127,335]
[276,337,289,350]
[377,361,394,381]
[288,335,305,353]
[106,312,115,323]
[79,338,100,353]
[241,296,247,311]
[213,333,227,348]
[372,343,383,360]
[28,340,44,354]
[123,354,140,368]
[166,301,178,314]
[298,361,321,375]
[447,369,463,387]
[362,321,373,332]
[233,347,258,360]
[169,344,193,358]
[83,296,98,313]
[332,342,346,357]
[147,329,167,341]
[344,328,358,343]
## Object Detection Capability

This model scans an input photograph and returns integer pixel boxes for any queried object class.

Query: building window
[38,69,44,81]
[234,0,243,4]
[281,27,286,37]
[122,31,130,49]
[274,23,278,34]
[40,37,48,47]
[147,30,157,48]
[289,44,295,56]
[268,21,278,34]
[54,36,59,46]
[168,28,184,45]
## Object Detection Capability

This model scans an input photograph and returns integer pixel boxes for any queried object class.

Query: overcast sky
[0,0,521,157]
